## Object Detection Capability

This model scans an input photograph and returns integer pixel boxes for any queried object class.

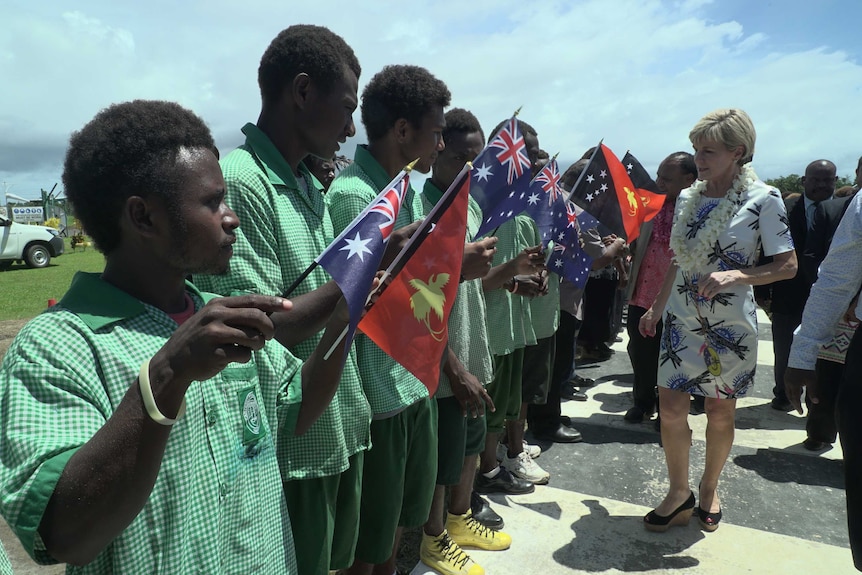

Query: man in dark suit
[797,192,856,449]
[762,160,837,411]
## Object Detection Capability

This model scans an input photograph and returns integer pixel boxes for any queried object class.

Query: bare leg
[423,485,447,537]
[479,431,501,474]
[699,397,737,513]
[506,404,529,457]
[344,559,374,575]
[449,454,478,516]
[653,387,694,515]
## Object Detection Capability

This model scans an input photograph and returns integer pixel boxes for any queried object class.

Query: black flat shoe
[643,491,695,532]
[696,505,722,531]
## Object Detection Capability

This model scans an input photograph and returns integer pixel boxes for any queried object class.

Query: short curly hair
[258,25,361,106]
[442,108,484,142]
[63,100,215,254]
[360,65,451,141]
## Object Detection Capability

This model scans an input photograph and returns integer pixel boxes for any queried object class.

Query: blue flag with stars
[470,117,534,239]
[525,157,564,245]
[315,168,411,352]
[545,199,598,289]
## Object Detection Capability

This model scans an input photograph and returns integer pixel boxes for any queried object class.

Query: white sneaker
[495,441,541,462]
[522,440,541,459]
[502,451,550,485]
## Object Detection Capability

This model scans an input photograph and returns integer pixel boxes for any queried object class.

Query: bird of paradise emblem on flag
[408,273,450,341]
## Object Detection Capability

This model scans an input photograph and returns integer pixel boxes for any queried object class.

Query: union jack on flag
[316,165,413,358]
[526,158,563,244]
[545,201,598,289]
[490,118,532,184]
[369,177,409,240]
[470,116,535,239]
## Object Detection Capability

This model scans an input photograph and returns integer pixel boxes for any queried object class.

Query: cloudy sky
[2,0,861,201]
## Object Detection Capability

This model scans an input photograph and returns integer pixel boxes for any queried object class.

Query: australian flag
[525,157,563,244]
[470,117,534,239]
[544,194,597,289]
[315,168,411,352]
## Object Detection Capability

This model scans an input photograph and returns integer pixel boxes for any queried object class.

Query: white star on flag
[475,163,493,181]
[527,193,540,205]
[558,231,565,241]
[554,258,563,268]
[626,163,633,171]
[600,183,608,192]
[509,191,515,197]
[339,232,373,261]
[586,174,595,184]
[586,193,594,202]
[599,169,607,178]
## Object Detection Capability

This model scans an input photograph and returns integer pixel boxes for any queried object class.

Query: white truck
[0,213,65,269]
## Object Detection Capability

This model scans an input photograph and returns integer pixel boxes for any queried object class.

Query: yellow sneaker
[420,530,484,575]
[446,510,512,550]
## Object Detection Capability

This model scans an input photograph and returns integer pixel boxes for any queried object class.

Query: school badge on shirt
[238,386,265,445]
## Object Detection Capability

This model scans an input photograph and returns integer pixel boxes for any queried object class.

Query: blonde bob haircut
[689,108,756,166]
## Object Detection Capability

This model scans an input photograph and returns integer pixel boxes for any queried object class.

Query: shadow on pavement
[553,500,703,572]
[733,448,845,489]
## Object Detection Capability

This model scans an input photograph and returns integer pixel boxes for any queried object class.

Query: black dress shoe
[803,437,829,451]
[570,374,596,388]
[561,382,588,401]
[533,424,583,443]
[470,491,504,530]
[624,406,652,423]
[474,466,535,495]
[771,397,793,411]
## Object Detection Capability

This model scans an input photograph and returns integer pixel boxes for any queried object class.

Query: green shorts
[282,451,364,574]
[354,397,438,564]
[485,349,525,433]
[436,396,487,485]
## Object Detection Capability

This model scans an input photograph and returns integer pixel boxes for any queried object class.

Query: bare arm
[40,296,289,565]
[482,245,544,292]
[272,280,343,348]
[697,250,797,299]
[293,297,351,435]
[638,262,679,338]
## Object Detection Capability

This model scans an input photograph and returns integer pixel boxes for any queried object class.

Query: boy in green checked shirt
[191,26,414,575]
[417,107,514,575]
[0,100,358,574]
[326,65,450,575]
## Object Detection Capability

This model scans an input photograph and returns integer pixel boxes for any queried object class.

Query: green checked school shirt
[326,146,429,417]
[483,215,538,356]
[422,180,494,398]
[193,123,371,480]
[0,541,10,575]
[524,218,560,339]
[0,273,300,574]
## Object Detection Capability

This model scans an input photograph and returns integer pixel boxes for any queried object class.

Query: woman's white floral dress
[659,180,794,399]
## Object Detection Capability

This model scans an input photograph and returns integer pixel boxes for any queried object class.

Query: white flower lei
[670,164,757,274]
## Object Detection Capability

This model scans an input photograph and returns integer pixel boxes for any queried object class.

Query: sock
[482,466,501,479]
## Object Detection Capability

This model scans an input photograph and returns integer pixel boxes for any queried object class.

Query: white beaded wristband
[138,358,186,426]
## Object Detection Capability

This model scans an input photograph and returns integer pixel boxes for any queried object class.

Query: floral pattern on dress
[658,179,793,399]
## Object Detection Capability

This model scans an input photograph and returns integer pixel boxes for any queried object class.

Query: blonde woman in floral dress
[639,109,797,532]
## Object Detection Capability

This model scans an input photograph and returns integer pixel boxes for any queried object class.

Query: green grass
[0,239,105,321]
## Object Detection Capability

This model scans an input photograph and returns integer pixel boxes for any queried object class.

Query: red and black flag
[569,143,653,243]
[622,151,665,223]
[359,165,470,394]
